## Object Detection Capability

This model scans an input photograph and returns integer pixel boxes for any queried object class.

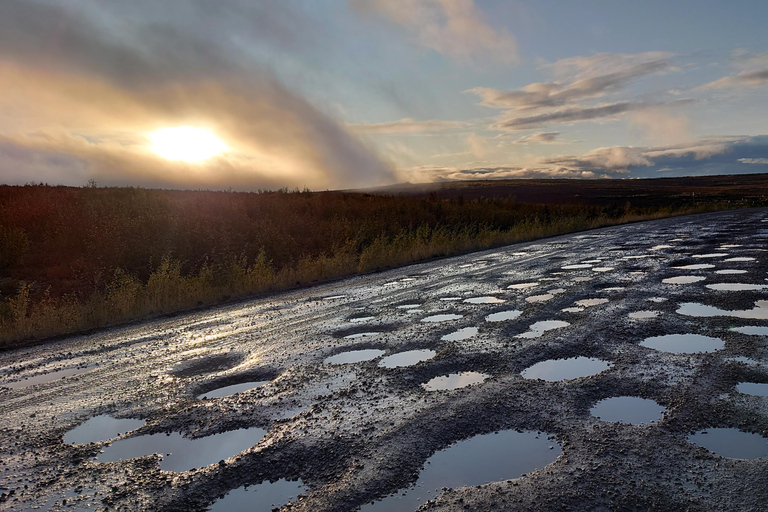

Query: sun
[149,127,227,162]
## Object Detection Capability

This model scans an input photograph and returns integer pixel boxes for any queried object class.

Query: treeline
[0,184,753,346]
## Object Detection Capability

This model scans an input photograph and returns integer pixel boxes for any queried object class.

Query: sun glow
[149,127,227,162]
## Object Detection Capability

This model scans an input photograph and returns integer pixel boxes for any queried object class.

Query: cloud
[739,158,768,164]
[398,164,606,183]
[512,132,561,144]
[702,68,768,89]
[0,0,395,190]
[351,0,518,64]
[349,118,467,134]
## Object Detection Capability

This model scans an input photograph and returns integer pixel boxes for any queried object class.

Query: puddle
[647,297,667,302]
[507,282,539,290]
[621,256,647,260]
[464,296,505,304]
[678,300,768,319]
[396,304,421,309]
[575,298,608,307]
[517,320,570,339]
[716,269,747,274]
[673,264,715,270]
[688,428,768,459]
[170,353,244,378]
[198,381,270,399]
[485,310,522,322]
[573,276,592,282]
[727,356,760,365]
[706,283,768,291]
[324,349,386,364]
[439,297,462,302]
[441,327,479,341]
[592,267,615,272]
[208,479,306,512]
[64,415,146,445]
[562,264,592,269]
[724,257,756,262]
[562,307,584,313]
[720,244,743,248]
[361,430,561,512]
[582,259,604,264]
[521,357,611,381]
[349,316,375,323]
[422,372,489,391]
[590,397,666,425]
[731,326,768,335]
[344,332,381,339]
[4,365,94,389]
[639,334,724,354]
[629,310,659,319]
[662,276,706,284]
[736,382,768,396]
[378,350,437,368]
[96,427,267,471]
[692,253,728,259]
[651,245,674,250]
[548,288,566,294]
[323,295,346,300]
[601,287,625,292]
[421,314,463,322]
[526,294,554,303]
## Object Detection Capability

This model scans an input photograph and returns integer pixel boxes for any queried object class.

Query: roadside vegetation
[0,182,764,346]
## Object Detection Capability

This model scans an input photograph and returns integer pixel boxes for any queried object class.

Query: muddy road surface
[2,209,768,511]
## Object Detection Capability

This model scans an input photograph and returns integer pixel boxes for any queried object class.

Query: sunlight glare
[149,127,227,162]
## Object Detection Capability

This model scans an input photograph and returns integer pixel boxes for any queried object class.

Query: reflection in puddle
[724,257,756,262]
[97,427,267,471]
[706,283,768,291]
[344,332,381,339]
[629,310,659,319]
[421,313,463,322]
[198,381,270,399]
[736,382,768,396]
[485,310,522,322]
[526,294,554,303]
[521,357,611,381]
[732,326,768,335]
[209,479,306,512]
[422,372,488,391]
[688,428,768,459]
[678,300,768,319]
[441,327,478,341]
[640,334,724,354]
[508,282,539,290]
[361,430,561,512]
[64,415,145,445]
[575,298,608,307]
[673,264,715,270]
[590,397,666,424]
[692,253,728,259]
[517,320,570,338]
[324,349,386,364]
[378,350,437,368]
[4,365,94,389]
[662,276,705,284]
[464,296,505,304]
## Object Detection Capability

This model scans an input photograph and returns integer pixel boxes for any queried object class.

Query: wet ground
[2,208,768,511]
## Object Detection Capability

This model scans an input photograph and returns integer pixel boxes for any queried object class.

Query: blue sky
[0,0,767,189]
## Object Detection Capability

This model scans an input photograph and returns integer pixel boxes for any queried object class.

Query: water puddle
[622,256,647,260]
[208,479,306,512]
[720,244,743,248]
[96,427,267,471]
[639,334,724,354]
[573,276,592,282]
[507,282,539,290]
[647,297,668,302]
[360,430,560,512]
[692,253,728,259]
[736,382,768,396]
[575,298,608,307]
[438,297,462,302]
[521,357,611,381]
[688,428,768,459]
[344,332,381,339]
[421,314,463,322]
[485,310,522,322]
[464,296,505,304]
[582,259,604,263]
[673,264,715,270]
[724,257,756,262]
[517,320,570,338]
[64,415,146,445]
[601,287,625,292]
[422,372,489,391]
[548,288,566,294]
[562,307,584,313]
[629,310,659,319]
[396,304,421,309]
[592,267,615,272]
[678,300,768,319]
[441,327,479,341]
[731,326,768,335]
[526,294,554,303]
[590,397,666,424]
[662,276,705,284]
[706,283,768,291]
[378,350,437,368]
[323,295,346,300]
[651,245,674,250]
[716,269,747,274]
[324,349,386,364]
[349,316,375,323]
[562,264,592,269]
[198,381,270,399]
[4,365,94,389]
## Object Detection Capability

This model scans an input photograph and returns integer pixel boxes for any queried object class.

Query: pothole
[639,334,724,354]
[592,267,615,272]
[662,276,706,284]
[343,332,382,339]
[731,326,768,335]
[360,430,561,512]
[421,313,463,322]
[525,294,554,303]
[629,311,659,319]
[349,316,375,323]
[508,282,539,290]
[691,253,729,259]
[441,327,478,341]
[688,428,768,459]
[673,264,715,270]
[715,269,748,274]
[521,357,611,381]
[64,415,145,445]
[736,382,768,396]
[422,372,489,391]
[517,320,570,339]
[575,298,609,307]
[208,479,306,512]
[485,310,522,322]
[678,300,768,319]
[562,264,592,269]
[706,283,768,291]
[724,257,756,262]
[464,296,505,304]
[4,364,95,389]
[324,349,386,365]
[378,350,437,369]
[198,381,271,400]
[590,397,666,425]
[170,353,245,378]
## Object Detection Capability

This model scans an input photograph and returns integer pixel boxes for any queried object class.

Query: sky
[1,0,768,190]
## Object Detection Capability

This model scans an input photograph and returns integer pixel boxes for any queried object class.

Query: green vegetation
[0,182,762,347]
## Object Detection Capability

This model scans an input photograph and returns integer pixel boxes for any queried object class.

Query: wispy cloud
[351,0,518,64]
[511,132,561,144]
[739,158,768,164]
[349,118,467,134]
[702,68,768,89]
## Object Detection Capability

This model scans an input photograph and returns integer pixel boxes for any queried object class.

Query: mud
[2,209,768,511]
